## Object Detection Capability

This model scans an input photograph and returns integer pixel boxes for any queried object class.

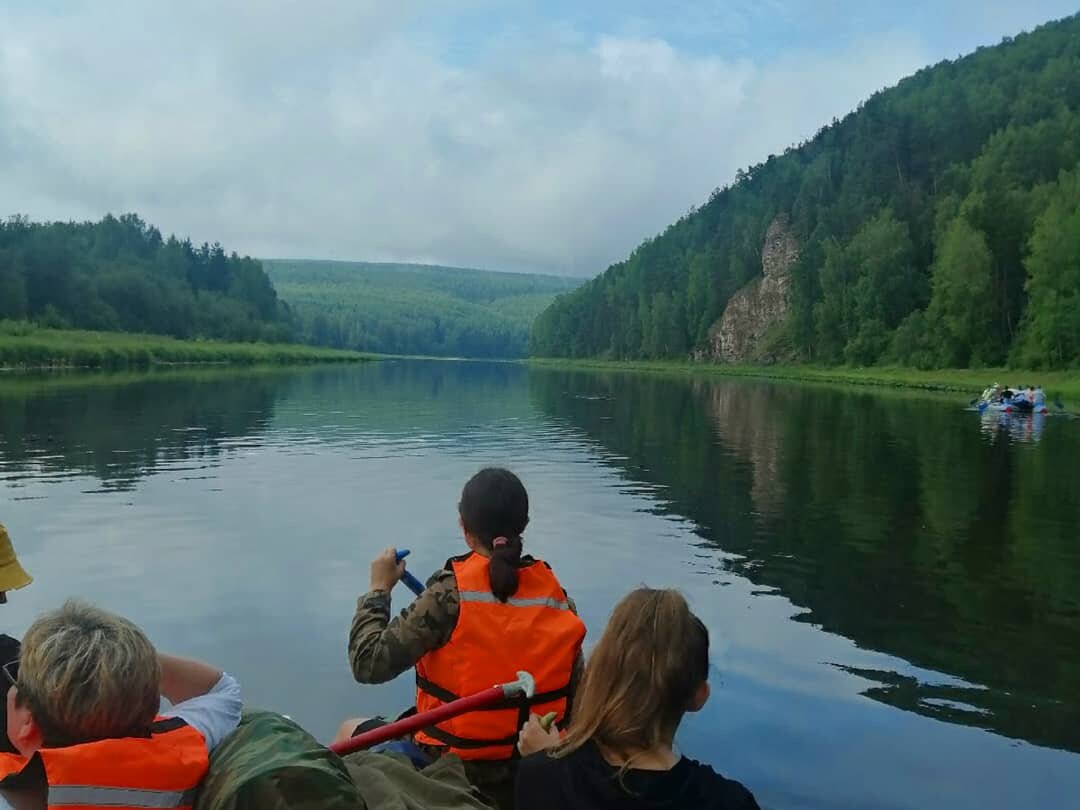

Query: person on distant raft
[1034,386,1047,410]
[514,588,760,810]
[0,525,32,756]
[340,468,586,810]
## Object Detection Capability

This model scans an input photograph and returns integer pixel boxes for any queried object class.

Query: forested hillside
[531,14,1080,369]
[0,214,293,342]
[266,260,580,358]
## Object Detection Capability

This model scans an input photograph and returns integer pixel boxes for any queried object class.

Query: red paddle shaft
[329,671,536,756]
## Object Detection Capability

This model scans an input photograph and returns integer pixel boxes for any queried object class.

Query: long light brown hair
[557,588,708,764]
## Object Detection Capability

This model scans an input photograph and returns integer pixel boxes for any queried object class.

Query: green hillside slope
[266,259,580,358]
[531,14,1080,370]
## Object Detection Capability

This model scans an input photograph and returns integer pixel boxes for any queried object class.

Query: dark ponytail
[459,468,529,602]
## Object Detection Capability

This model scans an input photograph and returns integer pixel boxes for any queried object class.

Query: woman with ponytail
[343,468,586,810]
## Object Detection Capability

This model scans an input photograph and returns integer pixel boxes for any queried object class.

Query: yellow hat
[0,524,33,592]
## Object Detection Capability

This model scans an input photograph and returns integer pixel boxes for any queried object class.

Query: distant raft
[975,384,1051,415]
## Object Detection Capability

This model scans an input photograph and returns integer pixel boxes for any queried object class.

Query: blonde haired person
[515,588,759,810]
[0,601,241,810]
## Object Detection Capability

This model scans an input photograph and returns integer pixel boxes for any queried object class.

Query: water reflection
[528,369,1080,753]
[0,369,282,491]
[3,362,1079,805]
[978,409,1048,444]
[0,361,535,491]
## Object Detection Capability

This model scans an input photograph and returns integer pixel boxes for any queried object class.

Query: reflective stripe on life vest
[47,785,198,808]
[458,591,571,610]
[414,552,586,760]
[0,716,208,810]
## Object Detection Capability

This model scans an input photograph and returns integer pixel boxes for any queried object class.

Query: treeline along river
[0,361,1077,809]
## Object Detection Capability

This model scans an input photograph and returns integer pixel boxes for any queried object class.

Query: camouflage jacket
[194,710,497,810]
[348,558,585,713]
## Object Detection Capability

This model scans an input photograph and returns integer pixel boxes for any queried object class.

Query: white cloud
[0,3,1066,275]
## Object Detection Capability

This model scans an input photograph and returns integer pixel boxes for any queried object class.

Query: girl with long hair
[515,588,758,810]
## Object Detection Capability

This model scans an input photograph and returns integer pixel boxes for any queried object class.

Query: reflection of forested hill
[0,369,287,490]
[0,362,536,491]
[268,361,534,437]
[527,368,1080,752]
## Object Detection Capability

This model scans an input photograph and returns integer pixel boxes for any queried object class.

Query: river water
[1,361,1077,809]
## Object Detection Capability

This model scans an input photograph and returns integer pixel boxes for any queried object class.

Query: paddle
[329,671,536,755]
[394,549,426,596]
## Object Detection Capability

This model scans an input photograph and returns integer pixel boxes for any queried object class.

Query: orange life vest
[414,552,586,760]
[0,716,208,810]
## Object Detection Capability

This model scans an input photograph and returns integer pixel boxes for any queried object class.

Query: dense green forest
[531,14,1080,369]
[266,260,580,358]
[0,214,293,342]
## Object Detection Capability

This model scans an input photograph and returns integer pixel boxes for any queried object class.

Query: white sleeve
[165,672,242,753]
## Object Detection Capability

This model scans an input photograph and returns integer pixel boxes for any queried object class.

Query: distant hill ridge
[265,258,580,358]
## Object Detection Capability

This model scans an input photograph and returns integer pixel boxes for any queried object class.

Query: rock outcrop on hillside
[701,215,799,363]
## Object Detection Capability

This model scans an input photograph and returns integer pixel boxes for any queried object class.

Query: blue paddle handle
[395,549,425,596]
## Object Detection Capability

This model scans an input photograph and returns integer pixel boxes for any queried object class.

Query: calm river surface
[1,361,1078,809]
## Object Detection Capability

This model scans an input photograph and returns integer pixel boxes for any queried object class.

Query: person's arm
[159,654,224,705]
[565,650,584,723]
[563,593,585,725]
[348,568,459,684]
[161,656,242,753]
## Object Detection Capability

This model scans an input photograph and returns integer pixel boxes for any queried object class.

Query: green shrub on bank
[0,323,366,369]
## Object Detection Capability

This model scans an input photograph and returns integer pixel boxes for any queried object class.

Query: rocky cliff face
[701,214,799,363]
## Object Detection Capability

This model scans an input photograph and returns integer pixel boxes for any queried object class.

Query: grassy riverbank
[528,358,1080,399]
[0,324,369,370]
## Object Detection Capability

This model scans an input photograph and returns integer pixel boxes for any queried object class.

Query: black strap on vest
[150,716,189,734]
[0,750,45,790]
[416,674,571,757]
[416,675,571,711]
[418,725,521,749]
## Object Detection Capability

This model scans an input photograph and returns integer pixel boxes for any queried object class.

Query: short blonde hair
[18,600,160,746]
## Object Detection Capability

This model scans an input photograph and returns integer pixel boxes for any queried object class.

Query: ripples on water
[1,361,1079,810]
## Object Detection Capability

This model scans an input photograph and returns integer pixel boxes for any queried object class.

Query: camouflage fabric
[458,760,517,810]
[342,750,497,810]
[194,710,501,810]
[349,568,460,684]
[194,710,362,810]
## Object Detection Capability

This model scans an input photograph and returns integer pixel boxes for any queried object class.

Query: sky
[0,1,1076,276]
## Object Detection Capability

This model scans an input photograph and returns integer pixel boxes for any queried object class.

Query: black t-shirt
[515,741,760,810]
